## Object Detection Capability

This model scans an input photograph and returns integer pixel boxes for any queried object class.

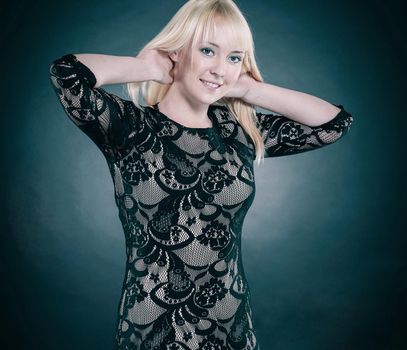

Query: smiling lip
[199,79,223,89]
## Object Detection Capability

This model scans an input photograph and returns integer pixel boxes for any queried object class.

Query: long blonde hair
[126,0,266,164]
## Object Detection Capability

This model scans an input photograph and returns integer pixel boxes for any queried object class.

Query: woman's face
[170,20,245,106]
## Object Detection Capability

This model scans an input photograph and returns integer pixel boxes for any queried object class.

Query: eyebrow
[202,41,245,54]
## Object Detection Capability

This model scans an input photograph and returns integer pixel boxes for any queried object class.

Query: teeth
[201,79,220,88]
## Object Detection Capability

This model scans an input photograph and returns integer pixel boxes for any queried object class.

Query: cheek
[230,68,242,82]
[230,75,240,86]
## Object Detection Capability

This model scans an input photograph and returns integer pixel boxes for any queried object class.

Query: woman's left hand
[223,73,258,100]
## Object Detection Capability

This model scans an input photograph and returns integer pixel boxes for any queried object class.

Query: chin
[195,92,218,104]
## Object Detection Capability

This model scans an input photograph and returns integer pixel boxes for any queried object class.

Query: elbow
[312,105,343,127]
[319,105,353,129]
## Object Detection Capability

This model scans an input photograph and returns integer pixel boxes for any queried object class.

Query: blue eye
[229,56,242,64]
[201,47,213,56]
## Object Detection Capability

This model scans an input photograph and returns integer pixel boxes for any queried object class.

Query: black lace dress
[49,54,353,350]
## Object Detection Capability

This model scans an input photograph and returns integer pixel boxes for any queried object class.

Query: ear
[169,51,180,62]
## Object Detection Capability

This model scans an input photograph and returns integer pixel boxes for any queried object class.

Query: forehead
[194,17,247,52]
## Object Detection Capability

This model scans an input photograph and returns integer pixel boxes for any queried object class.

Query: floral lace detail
[197,221,230,250]
[195,278,228,308]
[49,53,353,349]
[256,106,353,157]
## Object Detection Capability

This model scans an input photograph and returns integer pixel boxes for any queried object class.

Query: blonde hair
[126,0,266,164]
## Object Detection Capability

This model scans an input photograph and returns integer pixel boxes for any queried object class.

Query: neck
[157,83,212,128]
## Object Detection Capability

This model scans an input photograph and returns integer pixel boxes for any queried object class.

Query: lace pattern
[49,53,353,349]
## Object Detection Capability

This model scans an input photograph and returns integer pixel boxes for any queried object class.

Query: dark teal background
[1,0,406,349]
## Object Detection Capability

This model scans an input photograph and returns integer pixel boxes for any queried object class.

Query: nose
[210,57,226,78]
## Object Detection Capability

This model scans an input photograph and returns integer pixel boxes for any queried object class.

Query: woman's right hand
[136,48,175,85]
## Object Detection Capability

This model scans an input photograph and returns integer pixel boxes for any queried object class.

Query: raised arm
[49,50,173,162]
[255,104,353,158]
[244,80,343,126]
[224,73,354,157]
[73,51,172,88]
[227,73,349,126]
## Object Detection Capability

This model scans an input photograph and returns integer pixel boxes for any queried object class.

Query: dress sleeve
[255,104,353,158]
[49,53,141,162]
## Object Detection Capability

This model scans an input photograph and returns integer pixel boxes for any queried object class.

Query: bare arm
[225,73,342,127]
[75,49,174,88]
[243,80,341,127]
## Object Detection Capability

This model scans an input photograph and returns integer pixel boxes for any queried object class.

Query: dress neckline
[151,103,216,132]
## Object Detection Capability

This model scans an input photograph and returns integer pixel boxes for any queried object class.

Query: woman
[49,0,353,349]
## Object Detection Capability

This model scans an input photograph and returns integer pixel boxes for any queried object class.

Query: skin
[137,18,341,127]
[152,18,255,128]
